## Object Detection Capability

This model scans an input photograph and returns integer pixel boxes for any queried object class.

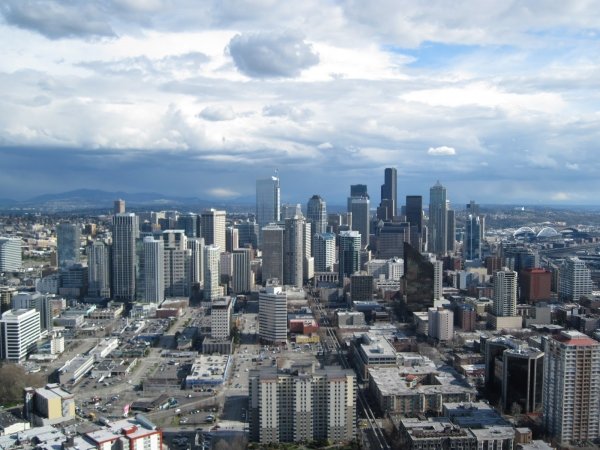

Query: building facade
[112,213,139,302]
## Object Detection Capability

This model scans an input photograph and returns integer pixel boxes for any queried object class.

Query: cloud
[428,146,456,156]
[79,52,209,77]
[262,103,313,121]
[0,0,116,39]
[227,30,319,78]
[317,142,333,150]
[550,192,572,201]
[207,187,239,198]
[566,162,579,170]
[198,105,236,121]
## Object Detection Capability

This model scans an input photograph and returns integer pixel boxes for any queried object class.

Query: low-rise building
[23,383,76,426]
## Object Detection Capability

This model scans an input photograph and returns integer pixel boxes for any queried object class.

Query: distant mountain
[0,189,253,213]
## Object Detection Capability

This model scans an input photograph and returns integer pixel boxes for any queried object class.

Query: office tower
[403,242,435,313]
[256,176,281,238]
[11,292,52,333]
[176,213,198,238]
[280,203,301,220]
[406,195,423,251]
[502,347,543,415]
[59,263,88,298]
[284,216,304,287]
[466,200,485,241]
[187,237,204,286]
[203,245,221,301]
[236,220,259,249]
[493,268,517,317]
[0,309,40,362]
[87,241,111,298]
[162,230,191,298]
[306,195,327,234]
[262,224,284,283]
[464,214,481,260]
[543,330,600,444]
[142,236,164,303]
[258,285,287,344]
[232,248,252,293]
[428,307,453,341]
[226,226,239,252]
[350,184,368,197]
[303,221,313,283]
[350,273,373,301]
[375,221,410,259]
[248,365,356,444]
[347,194,370,249]
[56,222,80,267]
[0,237,22,272]
[201,209,226,252]
[379,167,397,221]
[520,268,552,303]
[111,213,139,302]
[211,297,232,339]
[503,245,539,272]
[313,232,335,272]
[558,257,593,302]
[338,231,361,285]
[220,252,233,288]
[446,207,455,253]
[114,199,125,214]
[428,181,447,255]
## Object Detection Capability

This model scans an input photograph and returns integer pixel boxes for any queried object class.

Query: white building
[142,237,164,304]
[558,257,593,302]
[0,237,22,272]
[0,309,41,362]
[201,209,226,252]
[211,297,233,339]
[203,244,221,301]
[543,331,600,444]
[313,232,335,273]
[493,268,517,317]
[162,230,191,298]
[259,285,287,344]
[428,307,454,341]
[187,237,204,286]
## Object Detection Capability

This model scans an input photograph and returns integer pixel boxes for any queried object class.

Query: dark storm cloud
[0,0,116,39]
[227,30,319,78]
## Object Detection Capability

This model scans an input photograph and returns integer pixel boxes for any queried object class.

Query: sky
[1,1,600,206]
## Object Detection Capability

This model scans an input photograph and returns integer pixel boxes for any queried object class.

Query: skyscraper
[201,209,226,252]
[0,237,22,272]
[428,307,454,341]
[446,206,455,253]
[256,176,281,240]
[261,224,284,283]
[313,233,335,272]
[405,196,423,250]
[12,292,53,333]
[176,213,199,238]
[493,268,517,317]
[543,330,600,444]
[232,248,252,294]
[464,214,481,260]
[142,236,164,303]
[428,181,447,255]
[203,244,221,301]
[258,285,287,344]
[338,230,361,285]
[56,223,80,267]
[0,309,40,362]
[403,242,435,313]
[113,199,125,215]
[558,257,593,302]
[306,195,327,234]
[379,167,397,221]
[187,237,204,287]
[236,220,259,249]
[284,216,304,287]
[87,241,111,298]
[112,213,139,302]
[347,192,370,249]
[162,230,190,298]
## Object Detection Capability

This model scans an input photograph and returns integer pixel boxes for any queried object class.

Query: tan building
[23,384,75,426]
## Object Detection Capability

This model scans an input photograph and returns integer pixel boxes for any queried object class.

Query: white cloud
[207,187,239,198]
[428,146,456,156]
[198,105,236,121]
[550,192,572,201]
[317,142,333,149]
[566,162,580,170]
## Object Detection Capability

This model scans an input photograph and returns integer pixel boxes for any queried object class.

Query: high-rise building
[248,365,356,444]
[142,236,164,303]
[379,167,397,221]
[232,248,252,294]
[350,184,368,197]
[558,257,593,302]
[56,223,80,267]
[543,330,600,444]
[428,181,447,255]
[375,221,410,259]
[502,346,543,415]
[203,245,221,301]
[87,241,111,298]
[225,226,239,252]
[176,213,199,238]
[211,297,233,339]
[162,230,191,298]
[464,214,481,260]
[466,200,485,242]
[256,176,281,242]
[258,285,287,344]
[302,220,314,283]
[348,194,370,249]
[187,237,204,287]
[338,231,361,285]
[428,307,454,341]
[262,224,284,283]
[111,213,139,302]
[200,209,226,252]
[306,195,327,234]
[403,243,436,313]
[446,207,455,253]
[11,292,53,333]
[350,273,373,301]
[0,309,40,362]
[113,199,125,214]
[406,195,423,251]
[284,216,304,287]
[493,269,517,317]
[519,268,551,303]
[236,220,259,249]
[313,233,335,272]
[0,237,22,272]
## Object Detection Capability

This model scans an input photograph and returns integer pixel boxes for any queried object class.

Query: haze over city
[1,1,600,204]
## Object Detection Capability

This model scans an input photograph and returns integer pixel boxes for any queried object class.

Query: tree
[0,363,45,406]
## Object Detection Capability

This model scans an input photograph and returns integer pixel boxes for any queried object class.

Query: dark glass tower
[403,242,435,313]
[379,167,397,220]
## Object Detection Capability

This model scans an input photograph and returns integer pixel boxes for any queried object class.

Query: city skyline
[1,2,600,204]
